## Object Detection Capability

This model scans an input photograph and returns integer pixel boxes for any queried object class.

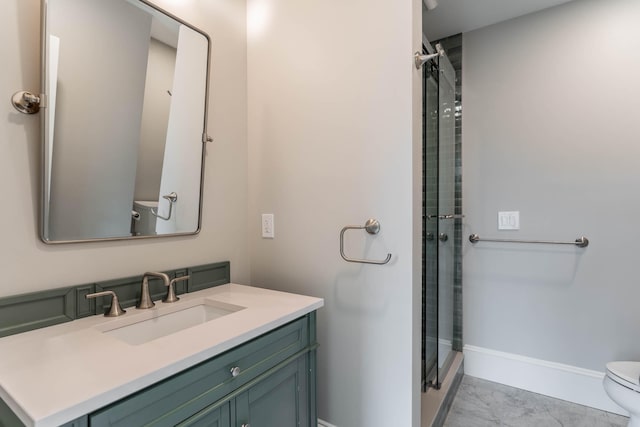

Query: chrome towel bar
[469,234,589,248]
[151,192,178,221]
[340,219,392,265]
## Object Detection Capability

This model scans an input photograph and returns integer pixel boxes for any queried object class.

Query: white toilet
[132,201,158,236]
[604,361,640,426]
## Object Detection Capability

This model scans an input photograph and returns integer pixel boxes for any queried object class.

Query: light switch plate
[262,214,274,238]
[498,211,520,230]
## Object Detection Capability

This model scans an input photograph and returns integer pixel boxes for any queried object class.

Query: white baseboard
[463,345,627,416]
[318,419,338,427]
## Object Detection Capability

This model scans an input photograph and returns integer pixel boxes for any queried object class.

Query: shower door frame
[421,43,457,392]
[422,48,440,391]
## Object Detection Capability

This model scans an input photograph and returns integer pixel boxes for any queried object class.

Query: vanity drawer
[89,316,310,427]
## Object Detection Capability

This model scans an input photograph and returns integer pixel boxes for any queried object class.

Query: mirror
[41,0,210,243]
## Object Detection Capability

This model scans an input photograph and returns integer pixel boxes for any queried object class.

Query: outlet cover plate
[262,214,274,238]
[498,211,520,230]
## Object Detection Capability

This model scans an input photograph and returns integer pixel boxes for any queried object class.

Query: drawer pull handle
[241,424,250,427]
[230,366,241,377]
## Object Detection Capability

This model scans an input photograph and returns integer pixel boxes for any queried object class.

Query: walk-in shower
[421,37,461,392]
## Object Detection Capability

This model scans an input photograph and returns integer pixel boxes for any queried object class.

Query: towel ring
[340,219,392,265]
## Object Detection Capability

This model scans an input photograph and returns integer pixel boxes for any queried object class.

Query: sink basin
[103,300,244,345]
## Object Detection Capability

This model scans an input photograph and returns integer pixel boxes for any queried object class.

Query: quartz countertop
[0,284,324,427]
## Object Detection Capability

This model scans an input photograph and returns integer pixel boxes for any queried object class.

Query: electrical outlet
[262,214,274,238]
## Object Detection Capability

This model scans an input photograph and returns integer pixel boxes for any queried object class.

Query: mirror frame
[39,0,212,244]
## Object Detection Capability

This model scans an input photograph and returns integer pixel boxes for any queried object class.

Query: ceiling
[423,0,576,40]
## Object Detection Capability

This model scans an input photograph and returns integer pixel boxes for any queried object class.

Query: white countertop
[0,284,324,427]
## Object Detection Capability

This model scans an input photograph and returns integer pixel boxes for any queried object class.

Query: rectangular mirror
[41,0,211,243]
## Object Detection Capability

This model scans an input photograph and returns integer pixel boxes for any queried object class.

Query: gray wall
[0,0,249,295]
[48,0,151,239]
[462,0,640,371]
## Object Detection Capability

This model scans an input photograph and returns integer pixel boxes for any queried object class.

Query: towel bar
[469,234,589,248]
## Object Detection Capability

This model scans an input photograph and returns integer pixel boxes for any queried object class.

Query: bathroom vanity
[0,284,323,427]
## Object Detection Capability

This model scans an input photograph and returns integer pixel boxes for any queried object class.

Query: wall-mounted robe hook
[339,219,392,265]
[11,91,42,114]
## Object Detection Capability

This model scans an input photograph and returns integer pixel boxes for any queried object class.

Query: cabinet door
[235,356,309,427]
[177,400,231,427]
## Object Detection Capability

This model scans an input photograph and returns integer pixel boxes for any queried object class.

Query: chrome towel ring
[340,219,392,265]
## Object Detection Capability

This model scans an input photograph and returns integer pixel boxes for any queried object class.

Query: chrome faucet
[137,272,170,309]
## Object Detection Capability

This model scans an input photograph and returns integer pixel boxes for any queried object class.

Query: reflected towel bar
[469,234,589,248]
[340,219,392,265]
[151,192,177,221]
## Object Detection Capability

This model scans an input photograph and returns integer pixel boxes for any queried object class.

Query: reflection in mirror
[42,0,210,243]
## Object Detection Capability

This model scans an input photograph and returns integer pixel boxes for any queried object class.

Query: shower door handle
[427,214,465,220]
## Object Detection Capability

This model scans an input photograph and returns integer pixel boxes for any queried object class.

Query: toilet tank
[132,201,158,235]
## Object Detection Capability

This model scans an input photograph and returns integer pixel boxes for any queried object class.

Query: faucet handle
[86,291,126,317]
[163,275,190,303]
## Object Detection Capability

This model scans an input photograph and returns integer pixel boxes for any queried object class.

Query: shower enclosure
[422,41,459,391]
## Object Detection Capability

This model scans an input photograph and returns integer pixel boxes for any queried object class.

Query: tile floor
[443,376,628,427]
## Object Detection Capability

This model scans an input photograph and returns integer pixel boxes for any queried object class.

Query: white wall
[0,0,249,296]
[156,25,209,234]
[246,0,423,425]
[463,0,640,371]
[135,39,176,202]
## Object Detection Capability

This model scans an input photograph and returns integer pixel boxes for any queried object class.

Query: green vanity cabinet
[89,312,317,427]
[0,312,317,427]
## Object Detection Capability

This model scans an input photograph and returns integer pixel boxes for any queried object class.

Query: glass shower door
[422,66,439,390]
[422,47,456,390]
[436,53,456,382]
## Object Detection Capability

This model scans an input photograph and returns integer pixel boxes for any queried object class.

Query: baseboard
[463,345,627,416]
[318,419,338,427]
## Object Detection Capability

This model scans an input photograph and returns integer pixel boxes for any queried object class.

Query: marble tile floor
[443,376,628,427]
